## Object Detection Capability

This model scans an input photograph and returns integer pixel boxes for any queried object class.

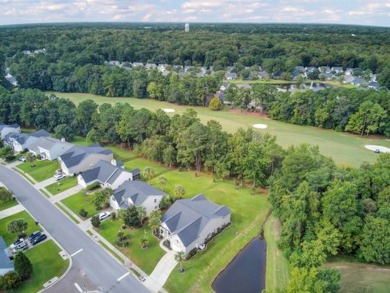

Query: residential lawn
[45,177,77,195]
[106,145,138,163]
[0,211,42,246]
[17,160,59,182]
[124,158,169,179]
[264,215,290,292]
[15,240,70,293]
[61,191,99,218]
[49,92,390,167]
[164,174,271,293]
[71,135,90,146]
[98,220,165,275]
[0,199,18,212]
[325,256,390,293]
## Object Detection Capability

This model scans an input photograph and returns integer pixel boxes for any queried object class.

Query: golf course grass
[48,92,390,167]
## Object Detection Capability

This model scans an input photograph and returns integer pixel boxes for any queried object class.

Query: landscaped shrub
[0,271,21,291]
[86,182,100,191]
[14,252,33,280]
[79,208,88,218]
[185,248,197,260]
[115,232,129,247]
[91,215,101,228]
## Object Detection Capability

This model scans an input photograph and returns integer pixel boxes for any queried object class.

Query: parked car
[31,234,47,246]
[98,211,111,221]
[18,156,26,162]
[28,231,41,242]
[53,173,66,180]
[10,238,28,253]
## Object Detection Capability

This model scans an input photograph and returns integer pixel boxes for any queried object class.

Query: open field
[325,256,390,293]
[17,160,59,182]
[49,92,390,167]
[15,240,70,293]
[61,191,99,218]
[264,215,290,292]
[45,177,77,195]
[0,211,41,246]
[98,220,165,275]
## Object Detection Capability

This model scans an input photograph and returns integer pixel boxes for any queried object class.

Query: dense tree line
[1,23,390,88]
[227,84,390,136]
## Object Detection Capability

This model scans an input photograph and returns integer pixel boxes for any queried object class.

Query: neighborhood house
[110,181,167,215]
[0,123,20,140]
[78,159,140,190]
[4,129,50,152]
[0,236,13,276]
[58,144,113,176]
[28,137,73,160]
[159,194,231,254]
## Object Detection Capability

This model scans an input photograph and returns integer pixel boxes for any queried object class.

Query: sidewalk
[50,185,83,203]
[34,177,56,189]
[0,204,25,219]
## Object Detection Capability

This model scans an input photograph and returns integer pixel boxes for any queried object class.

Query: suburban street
[0,166,150,293]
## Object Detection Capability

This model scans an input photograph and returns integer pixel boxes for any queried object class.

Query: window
[154,198,157,203]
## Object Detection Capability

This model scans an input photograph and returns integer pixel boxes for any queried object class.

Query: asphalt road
[0,166,150,293]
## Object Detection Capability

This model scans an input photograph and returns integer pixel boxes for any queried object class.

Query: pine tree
[14,252,33,280]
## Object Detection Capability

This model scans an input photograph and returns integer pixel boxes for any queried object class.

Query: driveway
[0,166,150,293]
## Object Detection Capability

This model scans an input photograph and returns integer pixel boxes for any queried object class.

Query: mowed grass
[49,92,390,167]
[325,257,390,293]
[61,191,99,218]
[15,240,69,293]
[98,220,165,275]
[264,215,290,292]
[0,211,41,246]
[124,158,169,179]
[45,177,77,195]
[17,160,59,182]
[105,145,138,162]
[0,199,17,212]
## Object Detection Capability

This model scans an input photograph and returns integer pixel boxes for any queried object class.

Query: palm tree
[175,251,186,273]
[148,210,162,236]
[158,175,167,191]
[137,206,147,225]
[174,185,185,199]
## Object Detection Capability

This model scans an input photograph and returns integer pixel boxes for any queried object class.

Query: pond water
[212,238,267,293]
[277,82,334,92]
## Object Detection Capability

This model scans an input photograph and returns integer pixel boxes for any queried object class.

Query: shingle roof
[59,145,112,169]
[161,194,230,246]
[0,236,13,270]
[80,160,131,185]
[112,181,167,208]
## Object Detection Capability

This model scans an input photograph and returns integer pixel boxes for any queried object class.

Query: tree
[91,215,101,228]
[287,267,340,293]
[75,99,98,135]
[122,206,141,228]
[148,210,162,235]
[175,251,186,273]
[91,190,109,209]
[0,146,14,161]
[54,124,74,141]
[158,175,167,191]
[115,231,129,247]
[137,206,147,225]
[14,252,33,280]
[140,233,149,249]
[25,152,35,163]
[209,97,223,111]
[143,167,155,181]
[7,219,28,235]
[0,187,13,204]
[0,271,20,291]
[174,185,185,199]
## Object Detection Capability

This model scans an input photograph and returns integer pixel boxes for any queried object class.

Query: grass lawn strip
[17,160,59,182]
[98,220,164,275]
[0,210,41,246]
[61,191,99,218]
[55,203,80,224]
[39,188,51,198]
[45,177,77,195]
[0,199,17,212]
[50,92,390,167]
[15,240,70,293]
[264,215,290,292]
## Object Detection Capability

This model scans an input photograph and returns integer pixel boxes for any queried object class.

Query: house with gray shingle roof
[226,72,238,80]
[4,129,50,152]
[0,123,20,140]
[109,181,167,215]
[0,236,13,276]
[160,194,231,253]
[28,137,73,160]
[58,144,113,176]
[78,160,140,190]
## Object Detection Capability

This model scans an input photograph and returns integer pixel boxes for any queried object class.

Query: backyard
[49,92,390,167]
[45,177,77,195]
[15,240,70,293]
[17,160,59,182]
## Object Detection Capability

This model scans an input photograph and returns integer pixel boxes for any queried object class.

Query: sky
[0,0,389,27]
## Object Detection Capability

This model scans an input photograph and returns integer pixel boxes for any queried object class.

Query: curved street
[0,165,150,293]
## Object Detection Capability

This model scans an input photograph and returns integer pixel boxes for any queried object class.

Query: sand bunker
[365,145,390,153]
[253,124,268,129]
[162,108,175,113]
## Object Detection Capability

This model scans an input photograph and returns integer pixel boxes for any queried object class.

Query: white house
[0,237,13,276]
[4,130,50,152]
[58,144,113,176]
[0,123,20,140]
[77,160,140,190]
[28,137,73,160]
[110,181,167,215]
[160,194,231,254]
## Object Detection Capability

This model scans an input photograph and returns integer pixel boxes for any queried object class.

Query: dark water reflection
[212,238,266,293]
